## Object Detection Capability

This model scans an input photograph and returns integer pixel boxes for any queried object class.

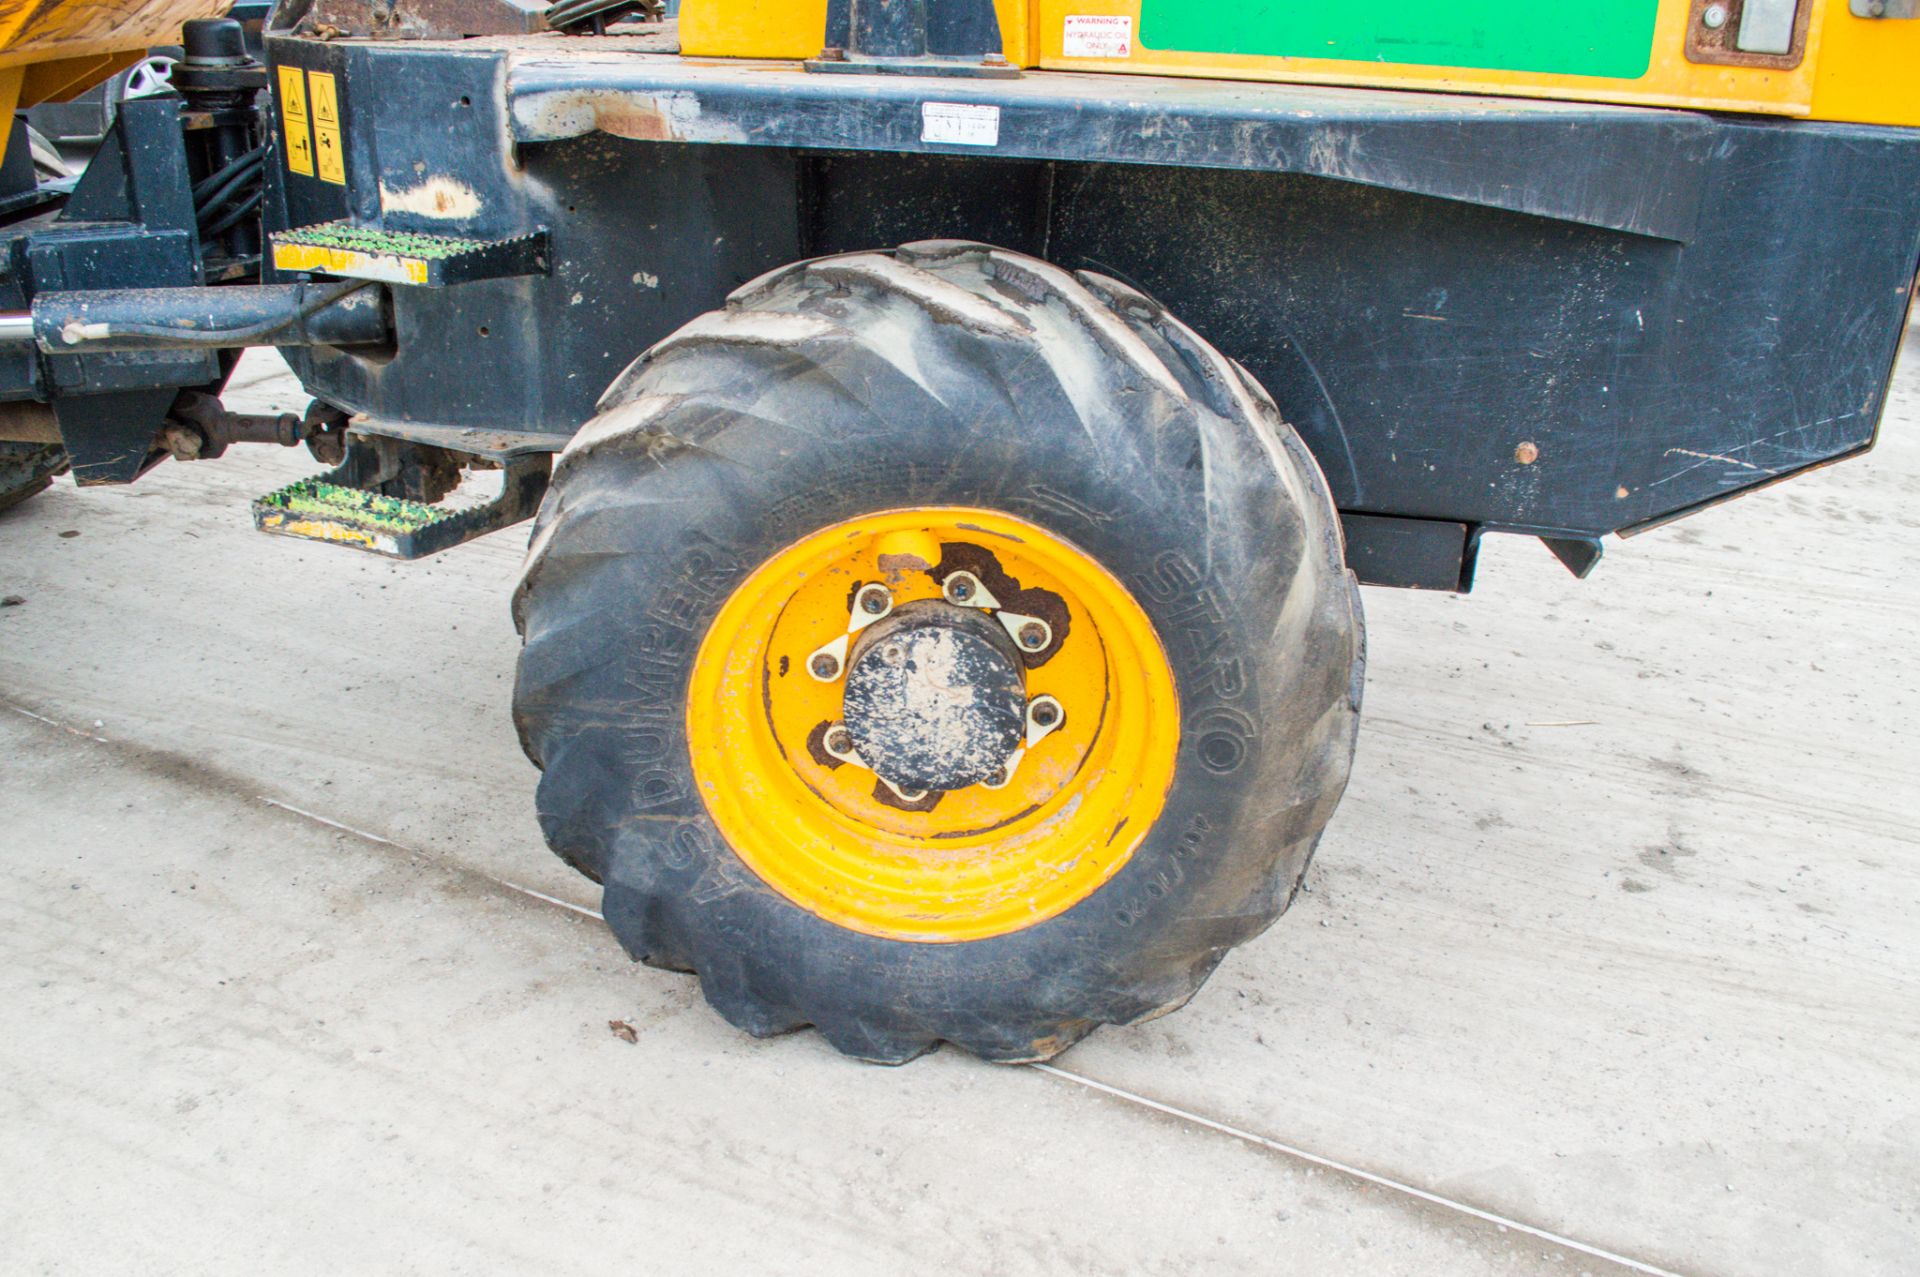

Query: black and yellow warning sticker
[277,67,346,186]
[307,71,345,186]
[277,65,313,177]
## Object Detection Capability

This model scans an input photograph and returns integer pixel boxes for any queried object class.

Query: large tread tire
[0,442,67,514]
[513,242,1363,1063]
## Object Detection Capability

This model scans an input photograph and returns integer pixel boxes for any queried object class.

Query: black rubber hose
[199,187,264,241]
[194,163,264,226]
[191,145,266,207]
[193,151,267,226]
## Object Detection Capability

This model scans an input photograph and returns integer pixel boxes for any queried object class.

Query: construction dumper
[0,0,1914,1061]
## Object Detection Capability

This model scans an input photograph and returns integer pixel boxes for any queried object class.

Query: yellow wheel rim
[686,507,1180,942]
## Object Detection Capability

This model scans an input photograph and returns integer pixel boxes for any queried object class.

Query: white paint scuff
[379,176,484,221]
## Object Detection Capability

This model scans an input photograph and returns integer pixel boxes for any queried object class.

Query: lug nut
[810,653,841,678]
[985,766,1009,788]
[1017,622,1048,650]
[944,574,975,603]
[858,584,889,615]
[824,725,853,755]
[1030,701,1060,728]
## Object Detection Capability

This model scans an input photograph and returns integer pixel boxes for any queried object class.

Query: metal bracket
[807,0,1020,78]
[806,53,1019,78]
[980,695,1065,790]
[820,723,927,801]
[941,570,1053,654]
[808,582,893,680]
[996,610,1052,653]
[1684,0,1810,69]
[941,569,998,609]
[1850,0,1915,15]
[1024,694,1064,748]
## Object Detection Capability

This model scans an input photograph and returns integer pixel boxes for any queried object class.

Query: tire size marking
[1133,550,1252,707]
[668,823,749,904]
[647,537,748,635]
[921,102,1000,147]
[621,537,751,813]
[1115,813,1214,927]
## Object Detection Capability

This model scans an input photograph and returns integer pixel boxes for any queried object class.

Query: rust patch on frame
[511,88,745,144]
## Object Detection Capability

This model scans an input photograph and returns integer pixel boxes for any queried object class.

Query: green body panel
[1138,0,1660,80]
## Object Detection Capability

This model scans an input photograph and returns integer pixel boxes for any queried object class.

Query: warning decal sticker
[1063,15,1133,58]
[278,65,313,178]
[306,70,346,186]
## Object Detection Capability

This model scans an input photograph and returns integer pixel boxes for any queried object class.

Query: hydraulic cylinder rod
[0,280,389,354]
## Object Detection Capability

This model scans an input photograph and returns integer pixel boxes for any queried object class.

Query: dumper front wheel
[512,242,1363,1062]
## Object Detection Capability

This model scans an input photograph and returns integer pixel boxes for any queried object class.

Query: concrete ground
[1,336,1916,1277]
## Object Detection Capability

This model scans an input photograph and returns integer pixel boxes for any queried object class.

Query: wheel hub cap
[842,602,1026,792]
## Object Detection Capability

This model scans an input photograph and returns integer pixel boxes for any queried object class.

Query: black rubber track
[512,242,1364,1063]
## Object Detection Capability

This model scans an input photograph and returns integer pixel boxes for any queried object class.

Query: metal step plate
[269,221,548,287]
[253,446,551,559]
[253,478,464,557]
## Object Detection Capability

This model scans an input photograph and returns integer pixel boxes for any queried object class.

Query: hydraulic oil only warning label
[1063,15,1133,58]
[921,102,1000,147]
[306,71,346,185]
[277,65,313,177]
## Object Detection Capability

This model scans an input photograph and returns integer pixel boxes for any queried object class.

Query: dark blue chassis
[263,37,1920,588]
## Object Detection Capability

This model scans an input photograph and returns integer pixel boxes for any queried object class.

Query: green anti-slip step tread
[252,452,550,561]
[273,222,492,260]
[270,220,549,287]
[1139,0,1659,80]
[256,478,457,535]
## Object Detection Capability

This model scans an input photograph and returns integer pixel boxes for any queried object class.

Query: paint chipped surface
[509,89,746,144]
[379,177,484,221]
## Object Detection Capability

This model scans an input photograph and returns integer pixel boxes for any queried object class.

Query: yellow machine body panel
[679,0,1919,127]
[0,0,229,145]
[1809,5,1920,124]
[679,0,824,61]
[682,0,1035,64]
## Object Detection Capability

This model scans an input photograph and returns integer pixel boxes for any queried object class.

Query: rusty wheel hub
[840,601,1027,793]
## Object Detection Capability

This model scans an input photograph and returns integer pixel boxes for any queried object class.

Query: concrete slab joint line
[7,701,608,924]
[8,695,1673,1277]
[1029,1065,1690,1277]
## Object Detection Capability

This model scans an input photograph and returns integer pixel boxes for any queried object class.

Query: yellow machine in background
[0,0,229,159]
[683,0,1919,126]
